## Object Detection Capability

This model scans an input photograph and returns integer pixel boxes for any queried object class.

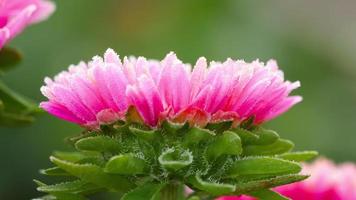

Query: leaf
[104,154,147,175]
[53,151,90,163]
[277,151,318,162]
[33,193,88,200]
[52,193,88,200]
[243,139,294,156]
[0,47,21,72]
[187,196,201,200]
[234,174,309,195]
[206,131,242,160]
[158,148,193,171]
[75,136,120,153]
[40,167,70,176]
[0,80,36,113]
[182,127,215,147]
[0,111,34,126]
[249,189,290,200]
[227,157,301,180]
[187,175,236,195]
[37,180,100,194]
[121,182,164,200]
[50,156,134,192]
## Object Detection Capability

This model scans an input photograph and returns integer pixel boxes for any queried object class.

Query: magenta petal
[40,101,84,124]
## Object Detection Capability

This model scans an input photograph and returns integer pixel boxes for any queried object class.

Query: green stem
[160,182,182,200]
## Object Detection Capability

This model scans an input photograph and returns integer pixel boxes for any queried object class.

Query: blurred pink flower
[40,49,301,128]
[217,158,356,200]
[0,0,55,49]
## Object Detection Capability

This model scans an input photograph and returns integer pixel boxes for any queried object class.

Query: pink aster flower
[40,49,301,128]
[0,0,55,49]
[217,158,356,200]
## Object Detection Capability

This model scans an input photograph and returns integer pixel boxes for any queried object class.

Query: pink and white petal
[40,101,84,124]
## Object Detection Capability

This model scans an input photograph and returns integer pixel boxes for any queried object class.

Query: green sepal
[121,182,164,200]
[75,136,120,153]
[249,189,290,200]
[104,154,147,175]
[182,127,215,147]
[277,151,318,162]
[161,120,188,135]
[227,157,301,180]
[50,156,134,192]
[206,131,242,160]
[40,167,70,176]
[243,139,294,156]
[232,128,259,144]
[0,47,21,72]
[158,148,193,171]
[234,174,308,195]
[205,121,233,134]
[252,128,279,145]
[187,175,236,196]
[129,127,159,142]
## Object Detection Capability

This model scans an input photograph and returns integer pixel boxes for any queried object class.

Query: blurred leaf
[0,111,34,126]
[0,80,36,112]
[227,157,301,179]
[277,151,318,162]
[188,175,236,195]
[0,79,39,127]
[121,182,164,200]
[206,131,242,160]
[158,148,193,171]
[249,189,290,200]
[0,47,21,72]
[33,194,87,200]
[243,139,294,156]
[75,136,120,153]
[104,154,147,175]
[50,156,134,192]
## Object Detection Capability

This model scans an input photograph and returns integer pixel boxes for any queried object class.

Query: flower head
[0,0,55,49]
[218,158,356,200]
[40,49,301,129]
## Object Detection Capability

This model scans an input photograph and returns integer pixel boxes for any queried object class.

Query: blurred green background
[1,0,356,199]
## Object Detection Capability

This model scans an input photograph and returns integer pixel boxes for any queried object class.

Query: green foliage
[35,120,316,200]
[0,47,21,72]
[121,183,164,200]
[249,189,290,200]
[0,47,38,127]
[104,154,147,175]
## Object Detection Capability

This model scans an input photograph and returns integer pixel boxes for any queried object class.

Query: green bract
[35,121,317,200]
